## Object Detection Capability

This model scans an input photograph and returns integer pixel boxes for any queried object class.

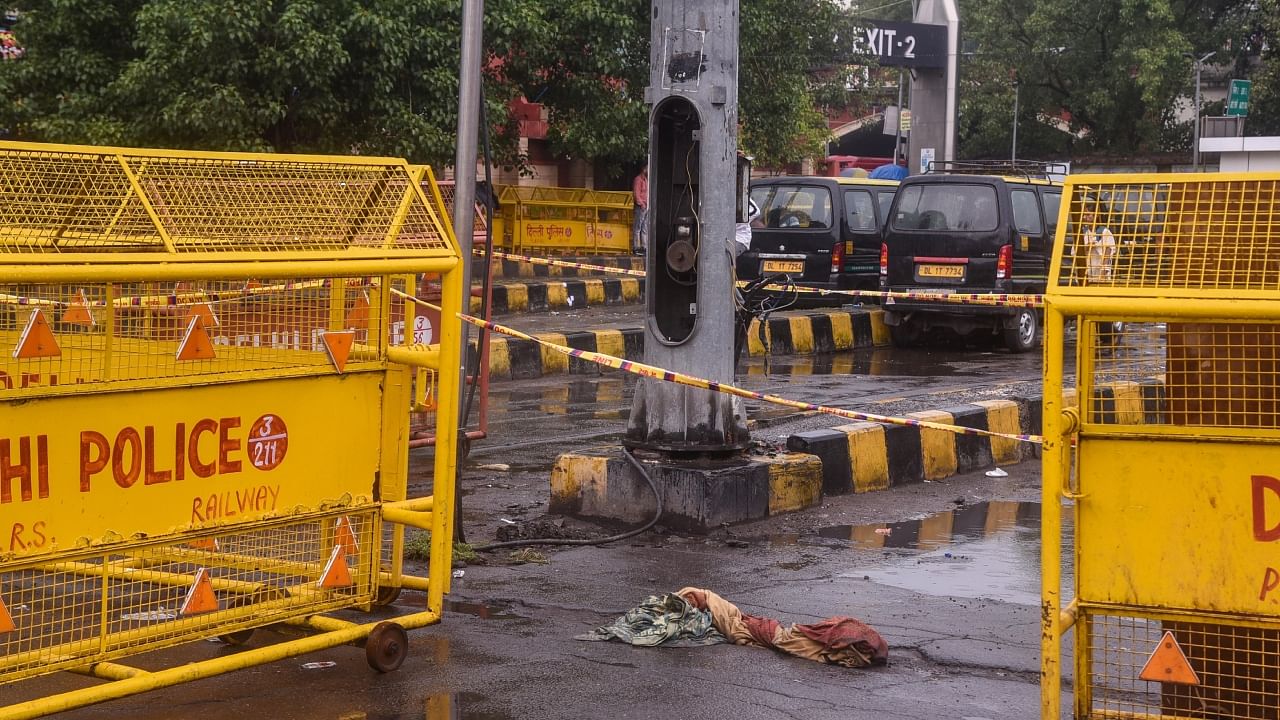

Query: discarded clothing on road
[575,591,727,646]
[578,586,888,668]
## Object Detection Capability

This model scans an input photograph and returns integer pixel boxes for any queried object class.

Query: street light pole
[893,69,904,165]
[1191,51,1215,169]
[1011,78,1020,164]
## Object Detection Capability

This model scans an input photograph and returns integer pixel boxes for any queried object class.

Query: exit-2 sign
[856,20,948,69]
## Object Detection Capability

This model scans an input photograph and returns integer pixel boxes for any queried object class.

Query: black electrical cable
[471,448,663,552]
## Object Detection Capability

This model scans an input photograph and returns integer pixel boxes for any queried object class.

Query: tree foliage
[0,0,869,175]
[957,0,1268,159]
[1247,0,1280,135]
[738,0,871,169]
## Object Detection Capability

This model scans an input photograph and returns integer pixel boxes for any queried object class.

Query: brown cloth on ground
[677,587,888,668]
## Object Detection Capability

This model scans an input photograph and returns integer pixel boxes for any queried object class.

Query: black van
[736,176,899,296]
[879,163,1063,352]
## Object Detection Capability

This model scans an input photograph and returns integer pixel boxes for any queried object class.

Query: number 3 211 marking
[248,414,289,471]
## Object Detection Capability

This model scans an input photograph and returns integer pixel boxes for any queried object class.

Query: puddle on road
[443,600,522,620]
[776,501,1074,606]
[740,348,982,378]
[425,691,512,720]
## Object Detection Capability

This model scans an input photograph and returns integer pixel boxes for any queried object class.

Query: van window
[842,189,877,232]
[892,184,998,232]
[752,185,833,229]
[1042,191,1062,236]
[1011,189,1043,235]
[876,190,895,228]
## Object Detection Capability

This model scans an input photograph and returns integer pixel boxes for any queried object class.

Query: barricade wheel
[373,584,403,607]
[366,621,409,673]
[217,629,255,646]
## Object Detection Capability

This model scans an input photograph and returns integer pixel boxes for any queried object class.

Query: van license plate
[763,260,804,273]
[917,264,965,278]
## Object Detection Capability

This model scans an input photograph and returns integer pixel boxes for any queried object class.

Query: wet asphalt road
[17,466,1068,720]
[12,306,1077,720]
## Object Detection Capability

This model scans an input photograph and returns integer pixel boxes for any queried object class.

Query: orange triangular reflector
[175,316,216,361]
[187,537,220,552]
[179,568,219,616]
[319,545,354,589]
[1140,631,1200,686]
[334,516,360,557]
[345,292,370,330]
[245,279,263,290]
[0,596,15,633]
[186,303,219,329]
[60,291,95,327]
[321,331,355,373]
[13,309,61,359]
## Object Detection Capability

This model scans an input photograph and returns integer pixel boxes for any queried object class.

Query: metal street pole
[453,0,483,405]
[893,69,904,165]
[1192,51,1215,169]
[1011,80,1019,164]
[451,0,483,541]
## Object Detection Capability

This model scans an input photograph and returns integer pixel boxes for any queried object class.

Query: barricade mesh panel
[0,278,388,399]
[1055,177,1280,293]
[1087,610,1280,720]
[0,147,450,254]
[0,511,377,683]
[1085,319,1280,430]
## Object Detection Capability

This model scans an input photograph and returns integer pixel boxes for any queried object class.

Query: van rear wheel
[889,319,922,348]
[1004,309,1040,353]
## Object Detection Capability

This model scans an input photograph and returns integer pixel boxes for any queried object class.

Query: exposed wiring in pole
[471,448,664,552]
[733,273,798,375]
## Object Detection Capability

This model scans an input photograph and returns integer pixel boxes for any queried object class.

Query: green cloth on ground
[575,592,727,647]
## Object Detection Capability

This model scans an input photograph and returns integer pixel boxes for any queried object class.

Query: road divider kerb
[486,278,643,314]
[788,378,1165,496]
[477,250,647,277]
[468,309,888,379]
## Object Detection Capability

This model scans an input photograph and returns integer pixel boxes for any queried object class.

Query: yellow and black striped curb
[787,400,1032,495]
[485,278,644,315]
[480,255,644,281]
[787,378,1167,495]
[550,451,824,531]
[471,308,890,381]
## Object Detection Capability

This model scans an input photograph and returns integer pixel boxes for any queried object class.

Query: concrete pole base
[550,449,823,533]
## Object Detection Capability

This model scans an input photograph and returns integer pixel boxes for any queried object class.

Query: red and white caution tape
[472,250,1041,307]
[389,288,1043,445]
[753,283,1044,308]
[475,249,647,277]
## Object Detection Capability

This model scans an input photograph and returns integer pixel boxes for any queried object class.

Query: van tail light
[879,243,889,277]
[831,241,844,275]
[996,244,1013,280]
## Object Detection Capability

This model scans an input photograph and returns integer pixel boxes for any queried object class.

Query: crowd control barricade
[1042,172,1280,719]
[496,185,632,254]
[0,142,464,719]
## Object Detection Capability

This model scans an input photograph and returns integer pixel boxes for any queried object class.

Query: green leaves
[956,0,1266,158]
[0,0,873,179]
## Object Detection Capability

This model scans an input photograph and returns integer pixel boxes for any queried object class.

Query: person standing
[1083,210,1116,283]
[632,165,649,255]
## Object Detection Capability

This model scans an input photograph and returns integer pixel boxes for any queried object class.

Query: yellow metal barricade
[0,141,464,719]
[496,185,632,254]
[1043,172,1280,719]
